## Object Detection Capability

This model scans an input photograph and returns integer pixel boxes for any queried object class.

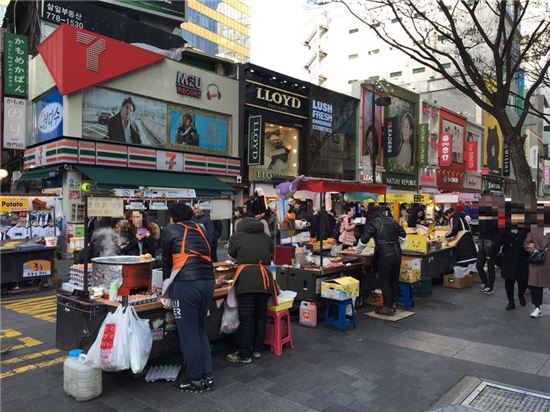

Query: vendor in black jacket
[356,206,406,316]
[161,202,215,393]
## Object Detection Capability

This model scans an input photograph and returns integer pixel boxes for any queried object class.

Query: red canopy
[297,179,387,194]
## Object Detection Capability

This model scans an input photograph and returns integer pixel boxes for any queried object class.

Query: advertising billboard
[385,96,416,175]
[420,102,440,167]
[34,89,63,144]
[483,110,503,175]
[83,87,167,146]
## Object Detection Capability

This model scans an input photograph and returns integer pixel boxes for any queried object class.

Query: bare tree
[312,0,550,206]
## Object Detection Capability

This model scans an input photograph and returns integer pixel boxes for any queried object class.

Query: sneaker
[480,283,487,291]
[252,352,262,359]
[204,377,215,392]
[174,379,205,393]
[530,307,542,318]
[482,287,494,294]
[226,351,252,364]
[505,301,515,311]
[519,295,526,307]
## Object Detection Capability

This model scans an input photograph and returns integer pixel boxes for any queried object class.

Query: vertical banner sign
[465,141,478,171]
[418,123,428,166]
[384,117,397,157]
[3,97,27,150]
[503,143,510,176]
[247,115,264,165]
[439,132,452,167]
[3,33,28,97]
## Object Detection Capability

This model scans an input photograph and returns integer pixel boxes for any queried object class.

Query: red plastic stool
[264,309,294,356]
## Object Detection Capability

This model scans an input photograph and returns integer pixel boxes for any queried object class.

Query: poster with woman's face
[421,103,440,166]
[442,119,464,163]
[386,96,416,175]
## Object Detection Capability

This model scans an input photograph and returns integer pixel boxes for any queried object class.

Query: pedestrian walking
[161,203,215,393]
[192,203,217,261]
[476,204,498,294]
[227,217,276,364]
[356,206,407,316]
[491,228,529,310]
[523,225,550,318]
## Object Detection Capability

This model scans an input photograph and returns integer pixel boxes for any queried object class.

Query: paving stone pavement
[1,276,550,412]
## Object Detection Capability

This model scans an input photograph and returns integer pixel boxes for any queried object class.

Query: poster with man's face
[82,87,167,146]
[167,106,229,154]
[385,96,416,175]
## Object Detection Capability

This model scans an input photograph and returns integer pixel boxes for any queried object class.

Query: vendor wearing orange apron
[227,217,276,364]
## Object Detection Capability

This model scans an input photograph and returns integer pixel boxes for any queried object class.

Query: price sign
[87,197,124,217]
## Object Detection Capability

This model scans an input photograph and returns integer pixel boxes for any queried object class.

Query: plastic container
[299,301,317,327]
[64,349,102,401]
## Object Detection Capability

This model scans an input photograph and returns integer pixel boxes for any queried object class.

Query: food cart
[1,195,59,290]
[274,179,386,304]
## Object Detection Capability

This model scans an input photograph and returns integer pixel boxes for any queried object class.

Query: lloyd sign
[245,81,308,119]
[247,115,264,165]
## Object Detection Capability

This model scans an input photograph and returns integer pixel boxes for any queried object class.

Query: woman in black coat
[491,228,529,310]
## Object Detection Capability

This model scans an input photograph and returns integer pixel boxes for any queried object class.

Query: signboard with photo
[483,110,503,175]
[420,102,440,167]
[362,88,384,166]
[82,87,167,146]
[441,119,464,163]
[384,95,416,175]
[167,105,229,154]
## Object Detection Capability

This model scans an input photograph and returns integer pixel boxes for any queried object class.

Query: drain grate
[461,382,550,412]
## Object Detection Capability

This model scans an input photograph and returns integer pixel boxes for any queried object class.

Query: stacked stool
[399,282,414,310]
[264,309,294,356]
[324,298,356,331]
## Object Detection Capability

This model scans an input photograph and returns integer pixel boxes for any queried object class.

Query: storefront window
[248,123,299,181]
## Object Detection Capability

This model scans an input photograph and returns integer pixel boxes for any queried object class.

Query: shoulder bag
[527,238,550,265]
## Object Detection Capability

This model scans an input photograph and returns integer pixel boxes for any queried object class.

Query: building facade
[182,0,251,63]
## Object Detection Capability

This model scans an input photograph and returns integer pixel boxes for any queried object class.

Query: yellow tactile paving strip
[2,295,57,323]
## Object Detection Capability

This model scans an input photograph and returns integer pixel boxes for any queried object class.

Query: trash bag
[220,302,239,335]
[86,306,130,371]
[128,307,153,374]
[453,266,470,278]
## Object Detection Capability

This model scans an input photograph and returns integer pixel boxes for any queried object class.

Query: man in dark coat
[191,204,217,260]
[107,97,142,144]
[490,228,529,310]
[356,206,406,316]
[227,217,275,363]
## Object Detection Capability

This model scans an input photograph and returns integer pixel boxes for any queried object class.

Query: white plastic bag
[453,266,470,278]
[128,307,153,374]
[220,302,239,335]
[86,306,130,371]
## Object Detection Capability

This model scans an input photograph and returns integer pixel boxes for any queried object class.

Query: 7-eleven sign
[157,150,184,172]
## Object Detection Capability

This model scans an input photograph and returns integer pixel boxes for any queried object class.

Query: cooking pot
[91,256,155,296]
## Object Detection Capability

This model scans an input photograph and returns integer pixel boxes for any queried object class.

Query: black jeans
[172,280,214,381]
[476,240,495,289]
[504,278,527,301]
[237,293,270,358]
[377,255,401,308]
[531,287,550,307]
[211,241,218,263]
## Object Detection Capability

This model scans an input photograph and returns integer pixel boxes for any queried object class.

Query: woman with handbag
[491,228,529,310]
[523,225,550,318]
[443,208,477,269]
[227,217,276,364]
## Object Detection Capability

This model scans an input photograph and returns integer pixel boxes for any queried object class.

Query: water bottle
[63,349,102,401]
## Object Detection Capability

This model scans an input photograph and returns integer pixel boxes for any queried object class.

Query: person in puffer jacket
[161,202,215,393]
[226,217,275,364]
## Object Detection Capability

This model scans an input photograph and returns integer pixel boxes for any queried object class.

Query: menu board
[87,197,124,218]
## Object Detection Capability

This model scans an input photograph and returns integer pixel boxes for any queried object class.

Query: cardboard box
[321,276,360,301]
[469,272,481,283]
[401,256,422,270]
[443,274,473,289]
[400,269,421,283]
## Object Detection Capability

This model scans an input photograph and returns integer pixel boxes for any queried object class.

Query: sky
[248,0,312,81]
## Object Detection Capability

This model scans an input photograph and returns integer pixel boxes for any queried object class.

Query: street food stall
[274,178,386,303]
[55,189,234,357]
[1,195,60,290]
